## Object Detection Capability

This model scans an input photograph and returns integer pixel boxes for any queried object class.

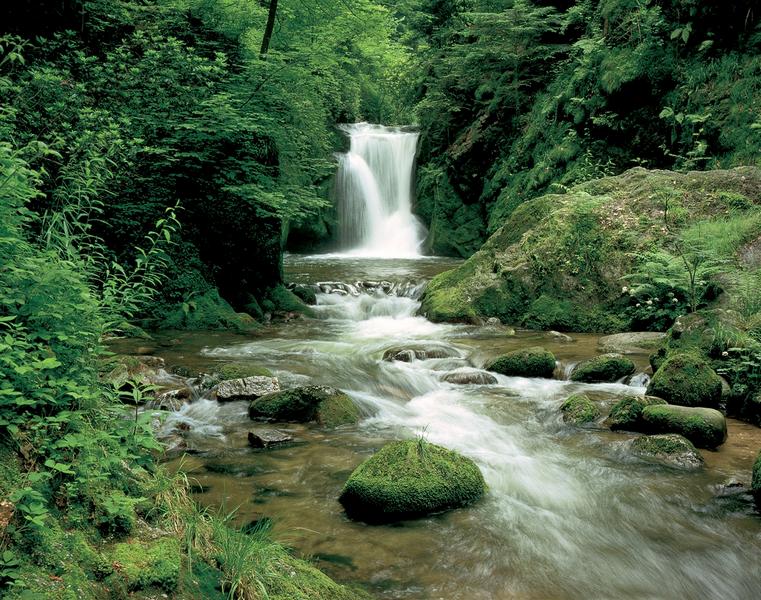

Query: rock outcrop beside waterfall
[419,166,761,332]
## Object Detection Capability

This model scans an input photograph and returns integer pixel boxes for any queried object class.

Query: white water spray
[335,123,426,257]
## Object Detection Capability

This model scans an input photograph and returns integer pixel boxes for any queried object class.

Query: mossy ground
[485,346,556,378]
[560,394,600,424]
[339,439,485,523]
[419,166,761,332]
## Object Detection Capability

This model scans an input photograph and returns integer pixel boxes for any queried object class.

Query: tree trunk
[260,0,279,58]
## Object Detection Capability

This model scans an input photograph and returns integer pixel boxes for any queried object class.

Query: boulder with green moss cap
[249,385,359,427]
[641,404,727,449]
[646,353,723,408]
[485,346,556,378]
[560,394,600,424]
[630,434,704,470]
[570,353,636,383]
[606,395,667,431]
[339,439,485,523]
[217,361,273,379]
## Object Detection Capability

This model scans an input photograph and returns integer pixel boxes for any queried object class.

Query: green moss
[752,450,761,503]
[630,434,704,469]
[485,346,556,378]
[570,353,636,383]
[560,394,600,424]
[266,284,314,316]
[217,361,273,379]
[0,445,23,497]
[110,537,180,592]
[291,284,317,305]
[641,404,727,449]
[249,386,359,427]
[162,289,259,331]
[607,395,667,431]
[339,439,485,523]
[646,353,723,408]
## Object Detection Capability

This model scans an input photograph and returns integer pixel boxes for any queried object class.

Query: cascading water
[334,123,426,257]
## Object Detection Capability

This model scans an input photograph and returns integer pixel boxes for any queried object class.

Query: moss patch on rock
[161,288,259,331]
[752,450,761,506]
[110,537,180,592]
[560,394,600,424]
[249,386,359,427]
[339,439,485,523]
[217,361,273,379]
[570,353,636,383]
[631,434,704,470]
[641,404,727,449]
[419,166,761,331]
[485,346,556,378]
[606,395,667,431]
[646,353,723,408]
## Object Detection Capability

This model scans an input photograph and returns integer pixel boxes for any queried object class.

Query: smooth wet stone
[641,404,727,449]
[570,353,636,383]
[215,376,280,402]
[597,332,666,354]
[630,434,704,470]
[248,429,294,449]
[249,385,358,427]
[382,345,459,362]
[441,370,498,385]
[548,330,573,343]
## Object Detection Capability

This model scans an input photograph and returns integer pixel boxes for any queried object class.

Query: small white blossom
[621,286,628,293]
[646,300,653,305]
[672,298,678,303]
[653,297,659,302]
[636,303,641,307]
[722,351,729,357]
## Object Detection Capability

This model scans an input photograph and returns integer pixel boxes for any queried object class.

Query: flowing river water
[122,254,761,600]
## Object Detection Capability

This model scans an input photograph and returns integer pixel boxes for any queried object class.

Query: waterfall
[335,123,426,257]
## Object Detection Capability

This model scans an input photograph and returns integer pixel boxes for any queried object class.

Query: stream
[128,254,761,600]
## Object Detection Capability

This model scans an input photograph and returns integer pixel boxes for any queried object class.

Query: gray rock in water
[441,370,498,385]
[547,330,573,343]
[597,332,666,354]
[146,387,191,411]
[215,376,280,402]
[630,434,704,470]
[485,317,501,326]
[248,429,293,449]
[382,345,459,362]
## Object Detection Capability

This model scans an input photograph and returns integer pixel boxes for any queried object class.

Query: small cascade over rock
[334,123,426,257]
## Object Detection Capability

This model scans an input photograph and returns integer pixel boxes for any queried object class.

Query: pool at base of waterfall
[114,255,761,600]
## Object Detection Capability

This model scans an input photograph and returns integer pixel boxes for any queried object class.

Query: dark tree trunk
[259,0,279,58]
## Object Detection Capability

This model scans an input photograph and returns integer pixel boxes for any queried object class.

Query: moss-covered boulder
[641,404,727,449]
[110,537,180,592]
[249,386,359,427]
[162,288,260,331]
[646,353,723,408]
[570,353,636,383]
[419,166,761,330]
[606,395,667,431]
[560,394,600,424]
[631,434,704,470]
[339,439,485,523]
[217,361,273,379]
[485,346,556,378]
[752,450,761,507]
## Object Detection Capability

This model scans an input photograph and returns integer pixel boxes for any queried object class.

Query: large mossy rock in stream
[641,405,727,449]
[646,354,723,408]
[560,393,600,425]
[249,386,359,427]
[485,346,556,378]
[217,361,273,379]
[606,395,667,431]
[339,440,485,523]
[630,434,704,470]
[570,353,636,383]
[418,166,761,330]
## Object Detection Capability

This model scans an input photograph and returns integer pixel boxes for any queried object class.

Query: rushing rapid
[154,256,761,600]
[334,123,426,257]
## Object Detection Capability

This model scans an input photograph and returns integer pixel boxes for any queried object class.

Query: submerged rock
[606,395,667,431]
[248,385,359,427]
[339,439,485,523]
[570,353,636,383]
[441,370,497,385]
[641,404,727,449]
[646,353,723,408]
[248,429,294,449]
[382,345,460,362]
[560,393,600,424]
[630,434,704,470]
[485,346,556,378]
[215,376,280,402]
[597,332,666,354]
